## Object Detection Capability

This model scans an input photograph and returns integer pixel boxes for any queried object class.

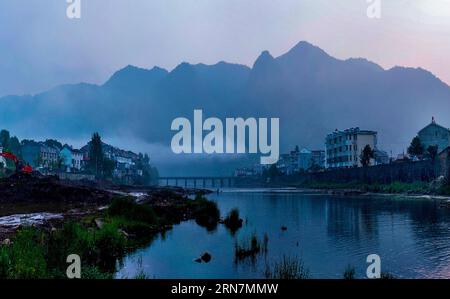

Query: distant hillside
[1,41,449,175]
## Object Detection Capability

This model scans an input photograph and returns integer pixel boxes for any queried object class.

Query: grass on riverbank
[302,181,450,195]
[0,224,121,279]
[0,194,221,279]
[107,197,160,238]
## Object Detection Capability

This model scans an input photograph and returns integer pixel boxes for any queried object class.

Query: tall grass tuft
[264,255,309,279]
[343,265,356,279]
[234,233,261,261]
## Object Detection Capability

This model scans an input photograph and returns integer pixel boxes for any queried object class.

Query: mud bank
[0,173,113,205]
[0,173,215,241]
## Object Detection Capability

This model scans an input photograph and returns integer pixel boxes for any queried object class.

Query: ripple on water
[116,192,450,279]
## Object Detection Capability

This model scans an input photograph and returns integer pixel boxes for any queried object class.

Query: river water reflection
[116,190,450,279]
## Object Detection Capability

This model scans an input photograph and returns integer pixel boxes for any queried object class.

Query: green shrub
[46,222,96,273]
[82,265,114,279]
[438,184,450,195]
[47,222,125,275]
[191,195,220,230]
[108,197,158,225]
[5,228,48,279]
[93,223,126,272]
[0,246,11,278]
[109,216,155,236]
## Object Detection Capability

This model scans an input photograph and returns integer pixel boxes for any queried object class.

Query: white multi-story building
[60,146,84,171]
[325,127,377,168]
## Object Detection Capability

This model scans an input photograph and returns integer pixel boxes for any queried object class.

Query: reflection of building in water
[325,198,379,241]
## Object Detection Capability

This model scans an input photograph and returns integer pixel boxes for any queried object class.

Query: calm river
[116,189,450,279]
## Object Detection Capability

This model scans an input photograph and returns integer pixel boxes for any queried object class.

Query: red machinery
[0,151,33,174]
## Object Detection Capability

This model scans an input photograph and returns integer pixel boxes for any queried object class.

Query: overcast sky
[1,0,449,97]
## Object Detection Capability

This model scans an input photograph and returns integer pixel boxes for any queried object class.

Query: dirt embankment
[0,173,215,238]
[0,173,113,205]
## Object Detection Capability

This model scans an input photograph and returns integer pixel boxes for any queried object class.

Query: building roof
[418,117,450,135]
[299,148,312,154]
[327,127,377,138]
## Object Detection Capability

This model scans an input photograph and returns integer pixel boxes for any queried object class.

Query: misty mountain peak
[345,58,384,72]
[253,50,274,66]
[103,65,168,88]
[387,66,449,89]
[170,62,195,76]
[285,41,331,58]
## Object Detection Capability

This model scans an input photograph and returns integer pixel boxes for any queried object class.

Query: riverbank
[297,180,450,197]
[0,173,220,279]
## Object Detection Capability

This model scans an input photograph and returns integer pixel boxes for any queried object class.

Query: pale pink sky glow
[0,0,449,97]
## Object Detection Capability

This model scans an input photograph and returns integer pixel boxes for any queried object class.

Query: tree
[56,157,65,170]
[263,164,280,179]
[44,139,63,151]
[308,158,322,172]
[407,136,424,157]
[103,157,115,179]
[134,153,158,185]
[87,132,104,178]
[7,136,21,158]
[143,153,150,165]
[360,145,374,167]
[426,145,438,161]
[0,129,10,148]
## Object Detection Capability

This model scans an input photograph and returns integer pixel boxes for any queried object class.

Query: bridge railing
[158,177,235,188]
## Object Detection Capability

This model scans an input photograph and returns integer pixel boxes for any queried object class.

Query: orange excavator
[0,151,33,174]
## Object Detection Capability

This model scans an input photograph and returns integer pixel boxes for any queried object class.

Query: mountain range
[1,41,450,175]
